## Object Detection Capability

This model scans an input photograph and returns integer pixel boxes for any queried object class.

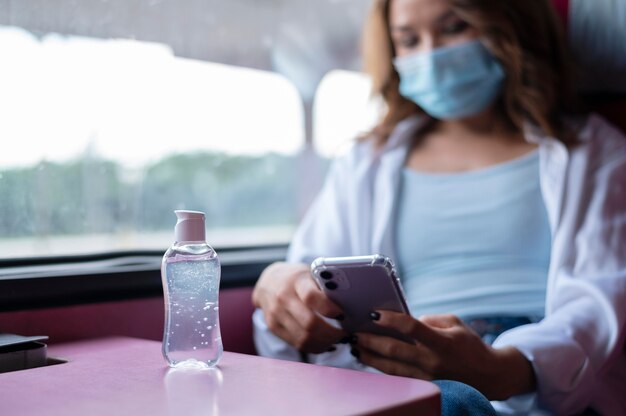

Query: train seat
[554,0,626,132]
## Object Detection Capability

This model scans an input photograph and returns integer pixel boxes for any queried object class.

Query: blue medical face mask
[393,39,505,120]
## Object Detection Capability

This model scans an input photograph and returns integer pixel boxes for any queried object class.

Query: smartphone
[311,254,413,344]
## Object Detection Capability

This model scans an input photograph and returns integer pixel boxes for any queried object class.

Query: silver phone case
[311,254,413,343]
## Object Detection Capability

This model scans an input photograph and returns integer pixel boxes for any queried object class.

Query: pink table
[0,337,440,415]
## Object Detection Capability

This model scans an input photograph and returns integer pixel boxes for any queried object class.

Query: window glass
[0,0,370,259]
[313,70,381,158]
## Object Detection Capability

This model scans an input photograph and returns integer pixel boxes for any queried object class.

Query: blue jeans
[463,316,538,345]
[434,380,497,416]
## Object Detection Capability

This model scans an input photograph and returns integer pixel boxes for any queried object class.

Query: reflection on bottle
[164,366,223,416]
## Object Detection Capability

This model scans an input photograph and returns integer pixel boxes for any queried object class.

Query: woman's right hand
[252,261,347,353]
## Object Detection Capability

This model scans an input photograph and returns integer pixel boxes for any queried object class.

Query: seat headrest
[553,0,626,94]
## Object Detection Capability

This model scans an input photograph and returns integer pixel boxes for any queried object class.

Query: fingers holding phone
[253,261,347,353]
[351,310,527,400]
[310,255,413,344]
[294,272,344,319]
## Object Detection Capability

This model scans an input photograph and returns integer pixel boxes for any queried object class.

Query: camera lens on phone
[324,281,338,291]
[320,271,333,280]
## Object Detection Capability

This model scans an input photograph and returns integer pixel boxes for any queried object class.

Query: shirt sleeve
[493,116,626,415]
[252,150,358,359]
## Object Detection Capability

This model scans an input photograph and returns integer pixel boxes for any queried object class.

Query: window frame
[0,245,287,312]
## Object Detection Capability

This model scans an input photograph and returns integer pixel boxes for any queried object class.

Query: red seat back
[552,0,569,25]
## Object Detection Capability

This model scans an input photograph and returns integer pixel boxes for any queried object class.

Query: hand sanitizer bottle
[161,210,223,368]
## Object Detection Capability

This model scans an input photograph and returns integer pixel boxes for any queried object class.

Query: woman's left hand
[353,311,535,400]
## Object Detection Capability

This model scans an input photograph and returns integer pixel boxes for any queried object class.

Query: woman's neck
[405,108,534,173]
[432,107,519,142]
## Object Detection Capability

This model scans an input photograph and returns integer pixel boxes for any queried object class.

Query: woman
[252,0,626,414]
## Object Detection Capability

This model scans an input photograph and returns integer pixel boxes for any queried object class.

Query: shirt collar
[381,115,432,152]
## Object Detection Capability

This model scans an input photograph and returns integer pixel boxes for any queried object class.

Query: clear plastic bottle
[161,210,223,368]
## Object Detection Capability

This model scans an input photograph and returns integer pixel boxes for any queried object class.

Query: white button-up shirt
[253,114,626,415]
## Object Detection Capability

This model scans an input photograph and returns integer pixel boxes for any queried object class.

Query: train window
[313,70,380,158]
[0,0,371,260]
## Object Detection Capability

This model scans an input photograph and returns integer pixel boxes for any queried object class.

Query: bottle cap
[174,210,206,242]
